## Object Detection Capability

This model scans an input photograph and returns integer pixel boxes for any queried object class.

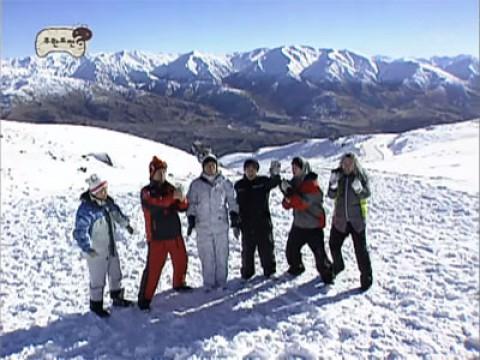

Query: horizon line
[3,44,479,62]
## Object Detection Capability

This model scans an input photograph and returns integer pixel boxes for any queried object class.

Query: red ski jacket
[141,181,188,242]
[282,172,326,229]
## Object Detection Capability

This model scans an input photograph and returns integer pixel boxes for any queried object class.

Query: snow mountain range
[2,46,479,154]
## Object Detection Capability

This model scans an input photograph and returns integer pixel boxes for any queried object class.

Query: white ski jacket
[186,173,238,235]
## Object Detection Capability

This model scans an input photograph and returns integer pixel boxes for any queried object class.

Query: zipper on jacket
[212,233,217,275]
[345,177,349,222]
[104,207,116,256]
[152,219,157,234]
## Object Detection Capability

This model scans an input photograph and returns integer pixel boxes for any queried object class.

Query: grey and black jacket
[282,160,326,230]
[327,155,370,233]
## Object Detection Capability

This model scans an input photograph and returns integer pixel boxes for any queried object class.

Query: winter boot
[90,300,110,318]
[137,298,151,311]
[241,272,254,281]
[110,289,134,307]
[264,269,276,279]
[332,263,345,278]
[287,265,305,277]
[320,269,334,285]
[360,274,373,292]
[173,285,194,292]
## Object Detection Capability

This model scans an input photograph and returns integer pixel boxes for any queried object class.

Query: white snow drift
[0,119,478,359]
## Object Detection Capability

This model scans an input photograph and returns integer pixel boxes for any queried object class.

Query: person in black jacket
[234,158,281,280]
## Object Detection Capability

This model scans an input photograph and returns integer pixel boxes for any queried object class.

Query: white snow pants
[196,230,229,289]
[87,254,122,301]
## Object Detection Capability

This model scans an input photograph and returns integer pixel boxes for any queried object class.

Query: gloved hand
[229,211,241,228]
[329,170,340,190]
[352,178,363,194]
[233,227,241,239]
[173,183,185,200]
[269,160,281,176]
[187,215,195,236]
[280,179,293,196]
[126,224,135,235]
[86,248,98,258]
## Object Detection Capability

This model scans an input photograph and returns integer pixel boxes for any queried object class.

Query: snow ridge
[2,46,477,96]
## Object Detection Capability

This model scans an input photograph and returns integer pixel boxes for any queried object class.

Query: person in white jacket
[186,154,239,291]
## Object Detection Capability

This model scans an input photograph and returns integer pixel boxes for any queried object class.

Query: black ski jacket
[234,175,281,233]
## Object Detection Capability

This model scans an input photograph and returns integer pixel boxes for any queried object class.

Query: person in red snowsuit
[138,156,192,310]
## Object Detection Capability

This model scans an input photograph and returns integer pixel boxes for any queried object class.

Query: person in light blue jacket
[73,174,135,317]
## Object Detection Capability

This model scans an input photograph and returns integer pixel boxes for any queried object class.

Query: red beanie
[149,156,167,179]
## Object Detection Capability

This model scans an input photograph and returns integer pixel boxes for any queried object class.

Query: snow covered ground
[221,120,479,194]
[0,119,478,359]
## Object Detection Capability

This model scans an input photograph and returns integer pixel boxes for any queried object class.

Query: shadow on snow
[1,276,362,358]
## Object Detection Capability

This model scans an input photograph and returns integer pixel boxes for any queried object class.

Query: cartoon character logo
[35,26,93,58]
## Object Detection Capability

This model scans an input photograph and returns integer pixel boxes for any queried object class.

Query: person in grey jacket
[186,154,240,291]
[73,174,135,317]
[281,157,333,284]
[327,152,373,291]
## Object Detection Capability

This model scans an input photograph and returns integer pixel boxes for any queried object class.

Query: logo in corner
[35,26,93,58]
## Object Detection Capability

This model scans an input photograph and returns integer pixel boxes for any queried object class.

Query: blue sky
[3,0,478,59]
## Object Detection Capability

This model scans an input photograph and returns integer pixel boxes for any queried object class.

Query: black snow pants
[286,226,333,284]
[329,222,372,286]
[241,227,276,279]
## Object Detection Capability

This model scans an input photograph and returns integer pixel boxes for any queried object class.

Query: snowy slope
[376,58,463,89]
[1,120,479,359]
[0,51,177,112]
[235,46,321,79]
[431,55,480,82]
[229,48,270,72]
[152,51,233,84]
[221,119,479,193]
[72,51,177,86]
[301,49,378,84]
[1,54,84,103]
[2,54,80,79]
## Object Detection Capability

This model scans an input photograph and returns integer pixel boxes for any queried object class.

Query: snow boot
[332,264,345,278]
[287,265,305,277]
[110,289,134,307]
[360,274,373,292]
[90,300,110,318]
[137,299,151,311]
[264,269,276,279]
[321,270,334,285]
[173,285,194,292]
[241,273,254,281]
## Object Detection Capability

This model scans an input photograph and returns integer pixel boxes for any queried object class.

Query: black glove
[229,211,241,228]
[187,215,195,236]
[126,224,134,235]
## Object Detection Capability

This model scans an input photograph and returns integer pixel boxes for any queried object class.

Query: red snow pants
[138,237,188,302]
